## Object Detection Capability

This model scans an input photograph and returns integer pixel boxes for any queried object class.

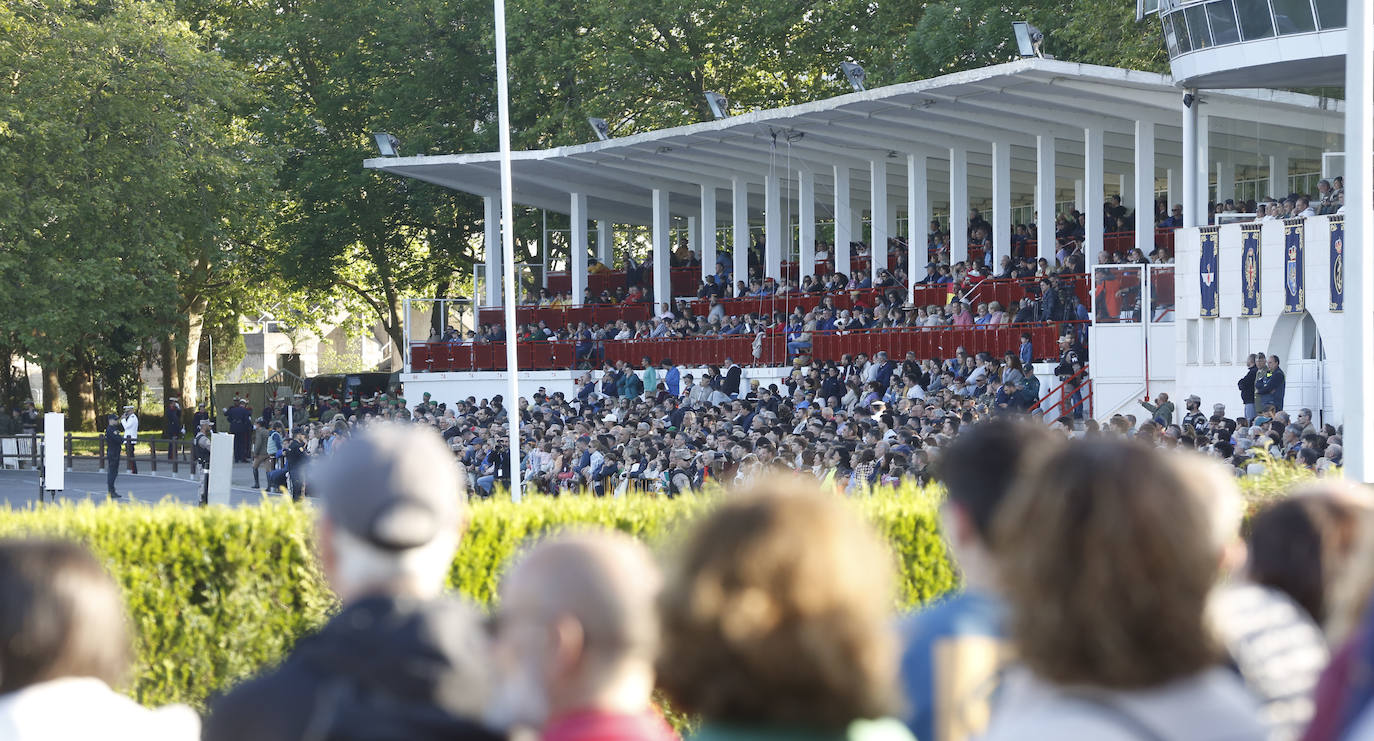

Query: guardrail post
[171,440,178,475]
[150,439,157,473]
[64,432,72,471]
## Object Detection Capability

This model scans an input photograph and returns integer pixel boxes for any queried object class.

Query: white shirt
[121,412,139,441]
[0,677,199,741]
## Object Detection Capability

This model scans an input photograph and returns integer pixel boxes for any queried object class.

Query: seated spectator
[485,531,675,740]
[983,441,1267,740]
[203,424,502,741]
[658,477,915,741]
[0,539,200,741]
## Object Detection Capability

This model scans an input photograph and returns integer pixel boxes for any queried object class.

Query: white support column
[1216,159,1235,202]
[1073,179,1085,212]
[907,153,929,292]
[1197,112,1211,218]
[992,141,1012,268]
[1167,167,1180,211]
[732,175,749,295]
[1036,134,1057,263]
[570,193,588,305]
[687,216,699,256]
[700,184,717,282]
[484,195,500,306]
[1269,152,1290,200]
[1182,91,1199,228]
[651,189,671,312]
[1134,120,1155,254]
[833,166,853,276]
[596,220,612,266]
[799,169,816,280]
[1084,127,1104,270]
[870,159,889,282]
[1346,0,1368,478]
[949,147,969,264]
[764,172,783,281]
[1118,173,1132,207]
[1344,0,1373,479]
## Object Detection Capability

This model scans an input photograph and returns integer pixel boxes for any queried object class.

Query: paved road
[0,466,291,509]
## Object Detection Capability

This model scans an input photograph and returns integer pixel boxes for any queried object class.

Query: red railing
[410,322,1076,372]
[1036,364,1093,421]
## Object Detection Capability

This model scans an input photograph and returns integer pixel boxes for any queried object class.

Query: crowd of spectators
[1155,175,1348,228]
[4,421,1374,741]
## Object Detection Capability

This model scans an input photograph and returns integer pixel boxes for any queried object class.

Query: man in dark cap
[203,424,501,741]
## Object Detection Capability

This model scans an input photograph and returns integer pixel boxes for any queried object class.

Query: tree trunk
[57,361,96,431]
[41,365,59,413]
[179,296,208,411]
[161,334,180,402]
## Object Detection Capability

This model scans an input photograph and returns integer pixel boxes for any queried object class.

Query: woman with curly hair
[657,477,913,741]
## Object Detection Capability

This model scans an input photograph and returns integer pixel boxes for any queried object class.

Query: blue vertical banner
[1198,226,1219,318]
[1330,216,1344,312]
[1240,224,1262,317]
[1283,219,1305,314]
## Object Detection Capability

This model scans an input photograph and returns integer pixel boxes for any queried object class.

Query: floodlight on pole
[839,62,867,92]
[372,132,400,157]
[1012,21,1044,58]
[588,117,612,141]
[705,92,731,119]
[493,0,523,502]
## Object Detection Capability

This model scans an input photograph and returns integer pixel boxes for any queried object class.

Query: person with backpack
[266,422,285,469]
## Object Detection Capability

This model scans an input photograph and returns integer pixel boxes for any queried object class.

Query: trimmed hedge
[0,463,1309,711]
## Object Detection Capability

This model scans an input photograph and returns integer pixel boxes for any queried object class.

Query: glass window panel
[1172,11,1195,52]
[1162,14,1182,55]
[1206,0,1242,43]
[1271,0,1317,33]
[1150,266,1176,323]
[1093,267,1144,324]
[1236,0,1276,39]
[1314,0,1345,28]
[1185,4,1214,47]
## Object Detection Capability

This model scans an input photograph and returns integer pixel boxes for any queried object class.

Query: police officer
[104,415,123,500]
[163,396,184,459]
[194,420,213,506]
[120,405,139,474]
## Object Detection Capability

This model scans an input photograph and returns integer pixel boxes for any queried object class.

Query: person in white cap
[203,423,500,741]
[120,406,139,474]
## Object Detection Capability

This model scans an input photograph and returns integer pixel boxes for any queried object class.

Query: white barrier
[43,413,64,492]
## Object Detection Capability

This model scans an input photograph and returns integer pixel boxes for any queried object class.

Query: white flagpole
[494,0,523,501]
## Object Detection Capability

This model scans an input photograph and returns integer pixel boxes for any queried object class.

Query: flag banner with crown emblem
[1330,216,1344,312]
[1198,227,1219,317]
[1241,224,1262,317]
[1283,219,1305,314]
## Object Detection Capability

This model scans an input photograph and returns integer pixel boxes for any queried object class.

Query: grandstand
[366,57,1349,425]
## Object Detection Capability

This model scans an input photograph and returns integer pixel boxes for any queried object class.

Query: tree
[0,0,270,427]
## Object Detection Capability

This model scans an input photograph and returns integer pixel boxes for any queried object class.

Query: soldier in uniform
[120,405,139,474]
[163,396,184,459]
[225,398,253,462]
[104,414,123,499]
[193,420,213,506]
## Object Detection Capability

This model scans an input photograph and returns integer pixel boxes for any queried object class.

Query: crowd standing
[1,421,1373,741]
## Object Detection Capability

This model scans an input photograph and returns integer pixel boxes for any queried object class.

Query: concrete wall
[1174,215,1342,427]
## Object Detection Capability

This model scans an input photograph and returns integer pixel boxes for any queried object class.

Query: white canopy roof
[365,58,1343,225]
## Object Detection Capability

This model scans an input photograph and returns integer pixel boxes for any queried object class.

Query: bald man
[486,531,677,741]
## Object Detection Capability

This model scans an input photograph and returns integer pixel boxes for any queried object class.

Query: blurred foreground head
[993,440,1229,689]
[487,531,666,733]
[658,475,901,730]
[309,423,465,602]
[0,539,130,694]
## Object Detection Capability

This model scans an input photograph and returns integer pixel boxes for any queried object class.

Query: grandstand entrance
[1268,311,1332,425]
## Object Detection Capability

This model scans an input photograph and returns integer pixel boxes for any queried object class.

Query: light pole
[494,0,523,501]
